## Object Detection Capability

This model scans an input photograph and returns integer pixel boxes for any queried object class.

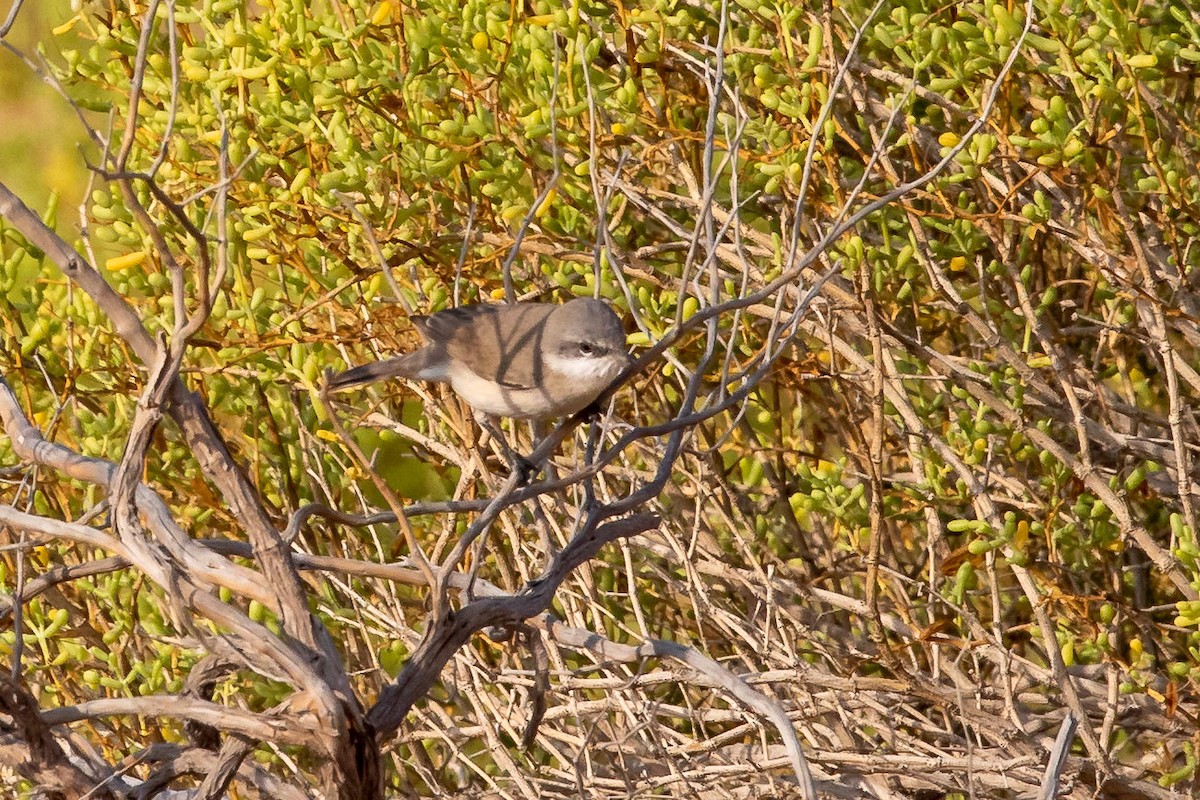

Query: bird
[328,297,631,422]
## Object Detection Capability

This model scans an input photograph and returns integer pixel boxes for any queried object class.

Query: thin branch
[0,667,115,799]
[0,0,24,39]
[43,696,317,746]
[367,512,659,736]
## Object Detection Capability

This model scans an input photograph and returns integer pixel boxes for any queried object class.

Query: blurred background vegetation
[0,0,86,212]
[2,0,1200,797]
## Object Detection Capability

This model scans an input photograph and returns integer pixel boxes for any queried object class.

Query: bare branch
[0,0,24,39]
[367,513,659,736]
[0,668,115,800]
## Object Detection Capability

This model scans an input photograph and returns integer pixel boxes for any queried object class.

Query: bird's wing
[411,304,494,341]
[437,303,556,390]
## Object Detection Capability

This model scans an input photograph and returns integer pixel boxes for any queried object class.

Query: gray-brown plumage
[329,298,630,420]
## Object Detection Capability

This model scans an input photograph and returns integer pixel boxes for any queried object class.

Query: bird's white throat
[546,352,625,384]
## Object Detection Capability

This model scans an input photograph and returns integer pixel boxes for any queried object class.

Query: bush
[1,0,1198,797]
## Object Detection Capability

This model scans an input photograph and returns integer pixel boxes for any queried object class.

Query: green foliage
[3,0,1200,796]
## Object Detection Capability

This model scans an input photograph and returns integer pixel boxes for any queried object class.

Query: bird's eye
[578,342,597,356]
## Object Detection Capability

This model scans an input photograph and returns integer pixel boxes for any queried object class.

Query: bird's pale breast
[447,356,620,420]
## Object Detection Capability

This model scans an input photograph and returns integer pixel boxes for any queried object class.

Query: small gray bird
[329,298,631,421]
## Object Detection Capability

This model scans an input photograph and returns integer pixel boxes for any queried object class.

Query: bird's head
[544,298,631,383]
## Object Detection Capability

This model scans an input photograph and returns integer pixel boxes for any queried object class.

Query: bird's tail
[327,352,424,391]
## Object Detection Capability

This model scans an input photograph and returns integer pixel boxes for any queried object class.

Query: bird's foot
[578,400,603,421]
[475,414,538,485]
[509,453,539,486]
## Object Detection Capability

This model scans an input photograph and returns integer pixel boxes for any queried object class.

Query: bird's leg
[474,411,538,484]
[529,418,557,481]
[527,418,558,556]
